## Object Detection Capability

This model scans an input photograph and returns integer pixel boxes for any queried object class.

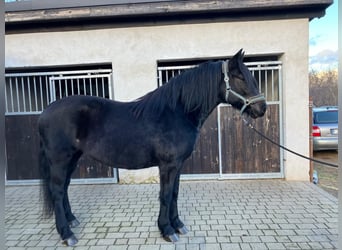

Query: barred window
[157,58,282,103]
[5,66,113,114]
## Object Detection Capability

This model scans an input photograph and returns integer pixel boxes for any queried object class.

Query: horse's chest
[153,127,198,163]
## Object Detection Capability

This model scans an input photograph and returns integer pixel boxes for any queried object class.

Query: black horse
[38,49,266,246]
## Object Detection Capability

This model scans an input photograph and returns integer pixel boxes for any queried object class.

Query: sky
[309,0,338,71]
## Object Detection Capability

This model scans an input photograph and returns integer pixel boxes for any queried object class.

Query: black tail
[39,140,54,218]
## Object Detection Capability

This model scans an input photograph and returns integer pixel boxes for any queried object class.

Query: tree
[309,69,338,107]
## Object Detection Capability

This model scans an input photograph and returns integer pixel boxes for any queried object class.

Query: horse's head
[221,49,266,119]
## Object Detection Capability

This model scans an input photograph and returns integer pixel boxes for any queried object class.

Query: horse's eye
[232,74,244,81]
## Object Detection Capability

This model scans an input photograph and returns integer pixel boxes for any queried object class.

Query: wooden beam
[5,0,333,23]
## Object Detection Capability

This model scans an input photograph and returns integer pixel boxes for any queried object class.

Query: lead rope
[241,117,338,168]
[221,60,336,167]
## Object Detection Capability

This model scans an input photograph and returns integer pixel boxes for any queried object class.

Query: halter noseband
[222,60,265,115]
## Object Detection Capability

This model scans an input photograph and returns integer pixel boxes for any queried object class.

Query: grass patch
[313,151,338,198]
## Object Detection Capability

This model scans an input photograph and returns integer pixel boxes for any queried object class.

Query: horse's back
[39,95,116,123]
[40,95,109,116]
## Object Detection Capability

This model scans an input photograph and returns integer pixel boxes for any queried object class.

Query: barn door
[182,108,219,175]
[5,68,118,183]
[217,62,283,178]
[218,104,281,176]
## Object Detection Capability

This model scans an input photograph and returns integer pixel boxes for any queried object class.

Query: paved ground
[5,180,338,250]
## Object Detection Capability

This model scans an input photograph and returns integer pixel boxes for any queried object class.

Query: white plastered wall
[5,19,310,182]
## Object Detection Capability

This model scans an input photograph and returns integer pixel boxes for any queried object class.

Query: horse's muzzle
[248,101,267,119]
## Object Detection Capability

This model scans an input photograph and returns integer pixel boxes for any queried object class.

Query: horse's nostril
[252,102,266,118]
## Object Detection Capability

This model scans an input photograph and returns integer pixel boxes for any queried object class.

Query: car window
[314,111,338,124]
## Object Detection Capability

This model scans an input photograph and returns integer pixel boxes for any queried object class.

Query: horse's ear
[239,49,245,58]
[229,49,244,70]
[236,48,245,60]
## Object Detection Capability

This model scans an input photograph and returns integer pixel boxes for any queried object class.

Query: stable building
[4,0,332,184]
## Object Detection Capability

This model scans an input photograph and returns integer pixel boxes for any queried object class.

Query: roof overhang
[5,0,333,33]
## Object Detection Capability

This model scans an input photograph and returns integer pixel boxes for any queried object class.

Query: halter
[222,60,265,115]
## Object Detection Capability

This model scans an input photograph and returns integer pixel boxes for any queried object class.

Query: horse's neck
[187,102,219,130]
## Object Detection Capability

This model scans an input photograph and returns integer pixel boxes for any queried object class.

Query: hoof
[177,225,189,235]
[62,234,78,246]
[163,233,179,242]
[69,219,80,228]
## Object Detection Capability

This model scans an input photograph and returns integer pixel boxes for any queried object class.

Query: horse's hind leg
[63,152,82,228]
[49,157,79,246]
[64,177,80,228]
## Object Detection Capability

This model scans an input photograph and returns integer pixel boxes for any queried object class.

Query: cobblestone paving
[5,180,338,249]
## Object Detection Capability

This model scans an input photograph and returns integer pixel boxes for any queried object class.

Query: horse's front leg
[170,170,189,235]
[158,164,180,242]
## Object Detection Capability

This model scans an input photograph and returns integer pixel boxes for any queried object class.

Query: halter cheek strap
[222,60,265,115]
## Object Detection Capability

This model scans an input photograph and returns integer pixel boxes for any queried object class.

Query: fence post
[309,97,313,182]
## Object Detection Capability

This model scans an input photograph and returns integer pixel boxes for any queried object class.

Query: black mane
[131,61,223,119]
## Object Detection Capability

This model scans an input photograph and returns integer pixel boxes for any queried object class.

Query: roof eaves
[5,0,333,31]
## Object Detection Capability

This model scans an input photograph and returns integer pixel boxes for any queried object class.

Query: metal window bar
[15,77,19,112]
[33,77,38,112]
[39,76,44,111]
[21,77,26,112]
[77,78,80,95]
[5,69,113,115]
[95,78,99,97]
[44,75,49,106]
[4,78,8,113]
[83,78,86,96]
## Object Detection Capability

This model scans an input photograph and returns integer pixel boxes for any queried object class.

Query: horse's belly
[82,117,198,169]
[85,140,157,170]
